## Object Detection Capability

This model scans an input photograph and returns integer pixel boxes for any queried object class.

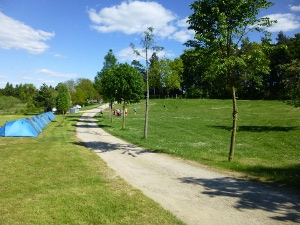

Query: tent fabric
[41,114,51,123]
[27,118,43,133]
[43,112,54,121]
[0,119,38,137]
[0,112,56,137]
[33,116,45,128]
[37,115,48,125]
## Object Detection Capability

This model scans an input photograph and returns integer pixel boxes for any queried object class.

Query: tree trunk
[144,48,149,139]
[110,100,113,123]
[228,85,238,162]
[144,70,149,139]
[122,101,126,129]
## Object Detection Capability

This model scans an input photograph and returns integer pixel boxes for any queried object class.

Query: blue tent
[43,112,54,121]
[33,116,45,128]
[27,117,43,133]
[0,119,38,137]
[47,111,56,120]
[41,114,51,123]
[37,115,49,125]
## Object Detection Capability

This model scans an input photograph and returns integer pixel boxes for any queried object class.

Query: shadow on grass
[179,175,300,223]
[73,141,154,157]
[240,164,300,190]
[209,125,300,132]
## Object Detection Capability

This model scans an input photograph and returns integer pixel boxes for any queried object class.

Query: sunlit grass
[0,113,184,224]
[97,99,300,189]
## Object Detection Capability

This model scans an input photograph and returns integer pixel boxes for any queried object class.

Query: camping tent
[37,115,49,125]
[27,117,43,133]
[0,119,39,137]
[33,116,45,128]
[0,112,56,138]
[43,112,54,121]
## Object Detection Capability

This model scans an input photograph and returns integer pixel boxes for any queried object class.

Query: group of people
[100,107,138,116]
[113,108,128,116]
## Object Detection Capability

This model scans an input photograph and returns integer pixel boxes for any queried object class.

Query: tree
[148,53,162,97]
[160,58,184,97]
[56,83,71,114]
[97,66,118,122]
[114,63,144,129]
[186,0,275,161]
[131,27,163,139]
[95,49,118,121]
[97,63,144,128]
[34,84,57,112]
[281,60,300,107]
[237,39,271,99]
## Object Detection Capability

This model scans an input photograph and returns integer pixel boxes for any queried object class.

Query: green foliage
[95,49,119,102]
[114,63,145,104]
[186,0,275,85]
[33,84,57,112]
[56,83,71,114]
[281,60,300,107]
[160,58,184,95]
[103,49,118,69]
[0,96,21,111]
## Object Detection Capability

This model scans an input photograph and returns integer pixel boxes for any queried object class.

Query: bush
[0,96,21,110]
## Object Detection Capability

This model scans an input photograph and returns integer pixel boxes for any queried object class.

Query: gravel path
[76,106,300,225]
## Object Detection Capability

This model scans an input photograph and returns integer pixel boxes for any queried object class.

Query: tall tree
[186,0,275,161]
[149,53,162,97]
[95,49,118,121]
[56,83,71,114]
[131,27,163,139]
[114,63,144,129]
[34,84,57,111]
[160,58,184,96]
[281,60,300,107]
[76,78,99,102]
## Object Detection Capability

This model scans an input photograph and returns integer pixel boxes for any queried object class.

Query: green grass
[96,99,300,189]
[0,113,184,225]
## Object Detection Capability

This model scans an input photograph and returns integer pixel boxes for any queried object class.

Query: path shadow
[74,141,154,157]
[209,125,299,132]
[178,176,300,223]
[73,116,111,129]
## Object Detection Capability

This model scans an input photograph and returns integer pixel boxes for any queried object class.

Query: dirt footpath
[76,107,300,225]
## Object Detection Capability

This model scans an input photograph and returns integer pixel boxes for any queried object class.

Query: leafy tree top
[186,0,275,50]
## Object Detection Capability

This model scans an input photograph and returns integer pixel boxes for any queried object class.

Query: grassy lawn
[0,113,184,224]
[96,99,300,190]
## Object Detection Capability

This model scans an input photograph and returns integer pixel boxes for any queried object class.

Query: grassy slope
[97,99,300,189]
[0,113,184,225]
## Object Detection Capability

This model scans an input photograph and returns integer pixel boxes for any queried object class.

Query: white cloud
[170,29,195,43]
[177,17,189,28]
[0,12,55,54]
[117,47,175,62]
[290,5,300,12]
[0,75,8,79]
[34,69,78,79]
[265,13,300,32]
[53,53,66,58]
[22,76,55,84]
[88,1,177,38]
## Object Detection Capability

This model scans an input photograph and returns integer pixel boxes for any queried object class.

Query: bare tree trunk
[122,101,126,129]
[144,68,149,139]
[110,100,113,123]
[144,46,149,139]
[228,85,238,162]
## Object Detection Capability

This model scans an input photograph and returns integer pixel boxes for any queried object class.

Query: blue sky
[0,0,300,89]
